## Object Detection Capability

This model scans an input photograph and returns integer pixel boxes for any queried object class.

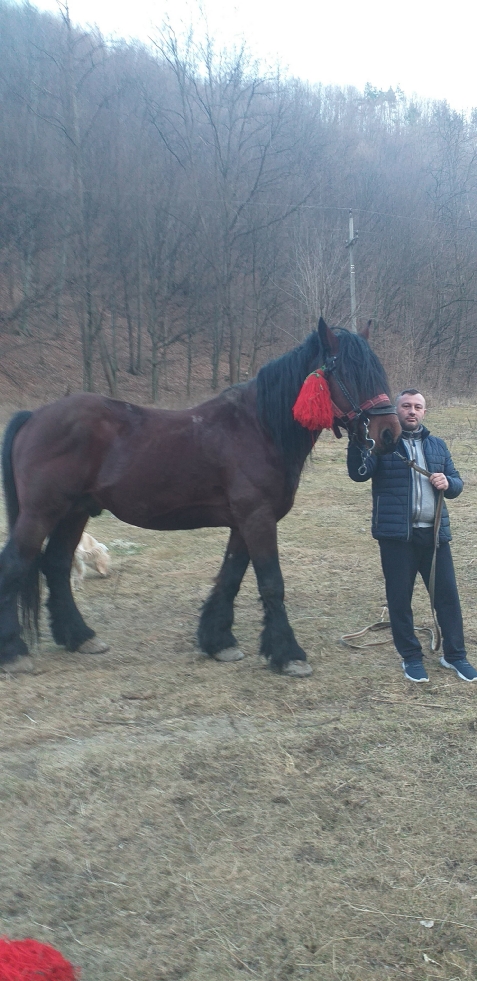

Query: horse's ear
[359,320,372,341]
[318,317,339,356]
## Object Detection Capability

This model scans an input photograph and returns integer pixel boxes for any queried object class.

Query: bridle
[322,355,397,475]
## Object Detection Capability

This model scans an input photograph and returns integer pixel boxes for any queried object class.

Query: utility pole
[346,209,358,332]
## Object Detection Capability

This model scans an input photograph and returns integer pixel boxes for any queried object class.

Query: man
[347,389,477,682]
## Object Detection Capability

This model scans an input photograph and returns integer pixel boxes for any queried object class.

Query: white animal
[72,532,111,587]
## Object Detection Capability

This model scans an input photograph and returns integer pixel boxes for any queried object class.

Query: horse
[0,318,401,676]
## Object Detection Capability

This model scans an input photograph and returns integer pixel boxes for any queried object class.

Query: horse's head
[318,318,401,456]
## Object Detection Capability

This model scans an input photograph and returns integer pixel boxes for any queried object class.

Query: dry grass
[1,406,477,980]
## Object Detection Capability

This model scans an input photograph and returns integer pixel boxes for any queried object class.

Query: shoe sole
[440,657,477,682]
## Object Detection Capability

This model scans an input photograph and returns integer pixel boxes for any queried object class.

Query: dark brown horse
[0,319,400,675]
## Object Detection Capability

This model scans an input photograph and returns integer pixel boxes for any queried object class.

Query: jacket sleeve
[442,443,464,499]
[347,441,379,482]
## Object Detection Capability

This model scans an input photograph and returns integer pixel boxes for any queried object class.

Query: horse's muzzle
[381,427,398,450]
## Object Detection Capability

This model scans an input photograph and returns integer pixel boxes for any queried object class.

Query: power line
[1,180,476,231]
[235,201,477,230]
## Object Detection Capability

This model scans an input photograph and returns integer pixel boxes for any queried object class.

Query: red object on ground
[0,938,79,981]
[292,370,334,430]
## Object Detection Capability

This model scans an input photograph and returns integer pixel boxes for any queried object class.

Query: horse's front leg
[242,513,312,677]
[198,528,250,661]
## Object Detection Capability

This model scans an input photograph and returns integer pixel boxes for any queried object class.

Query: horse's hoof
[0,637,30,661]
[213,647,244,662]
[77,637,110,655]
[282,660,312,677]
[0,656,35,674]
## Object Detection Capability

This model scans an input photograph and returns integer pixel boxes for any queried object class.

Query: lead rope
[340,606,437,651]
[341,459,444,653]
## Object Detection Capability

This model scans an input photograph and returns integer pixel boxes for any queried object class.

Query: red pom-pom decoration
[292,370,334,431]
[0,938,79,981]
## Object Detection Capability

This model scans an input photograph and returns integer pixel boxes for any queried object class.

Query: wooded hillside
[1,0,477,403]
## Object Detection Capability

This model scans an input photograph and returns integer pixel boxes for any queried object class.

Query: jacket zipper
[405,442,411,541]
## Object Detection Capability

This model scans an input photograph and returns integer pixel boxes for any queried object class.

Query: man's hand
[430,472,449,491]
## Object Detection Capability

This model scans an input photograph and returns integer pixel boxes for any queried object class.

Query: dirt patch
[1,408,477,980]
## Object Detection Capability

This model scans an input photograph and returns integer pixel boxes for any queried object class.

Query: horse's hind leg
[0,512,47,665]
[198,528,250,661]
[0,538,33,663]
[41,513,108,654]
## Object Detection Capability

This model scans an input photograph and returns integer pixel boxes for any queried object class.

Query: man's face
[396,392,426,430]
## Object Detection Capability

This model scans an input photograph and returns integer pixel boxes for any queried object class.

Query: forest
[1,0,477,401]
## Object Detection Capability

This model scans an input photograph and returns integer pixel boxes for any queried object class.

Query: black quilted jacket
[347,426,463,542]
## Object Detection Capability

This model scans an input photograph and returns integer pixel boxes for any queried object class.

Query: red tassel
[0,938,79,981]
[292,370,334,430]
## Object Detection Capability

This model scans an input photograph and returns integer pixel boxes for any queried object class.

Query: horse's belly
[143,505,232,530]
[100,485,232,531]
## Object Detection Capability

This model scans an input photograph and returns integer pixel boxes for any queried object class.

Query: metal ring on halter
[363,417,375,452]
[357,418,375,474]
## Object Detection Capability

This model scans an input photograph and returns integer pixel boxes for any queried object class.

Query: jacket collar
[400,424,430,442]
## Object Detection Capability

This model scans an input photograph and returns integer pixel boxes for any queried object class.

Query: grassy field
[1,405,477,980]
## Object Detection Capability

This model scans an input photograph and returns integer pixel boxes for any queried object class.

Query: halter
[322,355,397,474]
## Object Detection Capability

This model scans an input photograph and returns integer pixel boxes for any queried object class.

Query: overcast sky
[36,0,477,113]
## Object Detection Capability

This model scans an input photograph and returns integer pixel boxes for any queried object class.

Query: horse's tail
[1,410,41,635]
[2,410,33,531]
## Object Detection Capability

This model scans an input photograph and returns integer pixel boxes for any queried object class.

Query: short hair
[397,388,421,398]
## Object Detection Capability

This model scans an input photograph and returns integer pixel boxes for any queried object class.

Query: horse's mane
[255,327,391,488]
[255,331,324,487]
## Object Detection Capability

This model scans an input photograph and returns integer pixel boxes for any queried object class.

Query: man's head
[396,389,426,431]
